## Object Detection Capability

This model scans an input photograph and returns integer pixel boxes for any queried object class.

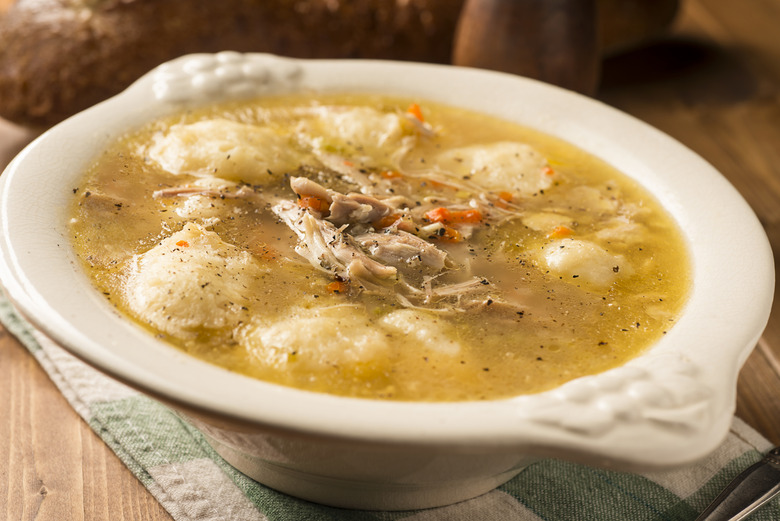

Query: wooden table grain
[2,0,780,519]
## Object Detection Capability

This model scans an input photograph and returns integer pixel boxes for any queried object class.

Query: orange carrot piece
[495,191,514,209]
[424,207,482,225]
[449,209,483,224]
[423,207,451,223]
[380,170,403,179]
[327,281,348,294]
[437,226,462,242]
[548,225,574,239]
[372,213,403,229]
[175,240,189,247]
[297,195,330,213]
[407,103,425,122]
[427,178,457,190]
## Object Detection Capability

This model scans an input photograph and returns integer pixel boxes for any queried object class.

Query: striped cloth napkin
[2,295,779,521]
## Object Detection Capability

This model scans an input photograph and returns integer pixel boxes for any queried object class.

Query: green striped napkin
[2,295,779,521]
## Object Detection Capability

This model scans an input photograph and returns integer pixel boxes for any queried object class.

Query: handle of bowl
[452,0,600,95]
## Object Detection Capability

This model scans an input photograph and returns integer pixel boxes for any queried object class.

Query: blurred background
[0,0,680,128]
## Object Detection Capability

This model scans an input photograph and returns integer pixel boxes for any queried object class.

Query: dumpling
[123,223,265,339]
[380,309,462,356]
[146,118,301,183]
[296,106,413,163]
[522,212,573,233]
[558,185,620,214]
[595,216,645,244]
[543,238,630,288]
[240,306,390,372]
[435,141,554,196]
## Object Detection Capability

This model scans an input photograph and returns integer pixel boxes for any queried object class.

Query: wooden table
[2,1,780,519]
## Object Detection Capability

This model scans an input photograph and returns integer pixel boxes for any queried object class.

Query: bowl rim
[0,52,774,469]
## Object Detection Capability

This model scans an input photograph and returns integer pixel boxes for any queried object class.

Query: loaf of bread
[0,0,464,127]
[0,0,678,128]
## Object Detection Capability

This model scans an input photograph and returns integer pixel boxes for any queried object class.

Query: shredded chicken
[329,192,395,226]
[289,176,331,202]
[272,200,397,288]
[153,184,257,200]
[272,177,507,311]
[403,113,436,138]
[290,176,395,225]
[354,230,449,271]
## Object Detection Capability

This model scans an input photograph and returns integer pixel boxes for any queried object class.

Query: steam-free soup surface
[69,94,690,401]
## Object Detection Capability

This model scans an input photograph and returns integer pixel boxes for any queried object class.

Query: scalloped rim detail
[517,353,711,436]
[152,52,304,103]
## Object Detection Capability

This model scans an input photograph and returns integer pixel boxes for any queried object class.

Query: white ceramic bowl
[0,52,774,510]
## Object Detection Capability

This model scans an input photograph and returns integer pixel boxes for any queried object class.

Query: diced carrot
[548,225,574,239]
[423,207,451,223]
[372,212,403,229]
[449,209,483,224]
[423,207,482,225]
[543,166,555,176]
[437,225,462,242]
[380,170,403,179]
[495,191,514,209]
[407,103,425,122]
[428,178,456,190]
[175,240,189,247]
[297,195,330,213]
[343,160,354,167]
[327,281,348,294]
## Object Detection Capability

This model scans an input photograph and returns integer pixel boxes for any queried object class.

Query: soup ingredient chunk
[241,306,391,374]
[543,238,629,288]
[381,309,462,356]
[123,223,265,339]
[435,141,554,195]
[147,119,302,183]
[296,105,415,161]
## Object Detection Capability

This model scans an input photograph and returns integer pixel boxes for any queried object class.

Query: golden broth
[69,94,690,401]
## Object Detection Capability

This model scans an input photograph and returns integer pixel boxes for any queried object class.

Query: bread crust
[0,0,678,127]
[0,0,464,127]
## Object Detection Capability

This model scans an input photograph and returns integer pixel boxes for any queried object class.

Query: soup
[69,94,690,401]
